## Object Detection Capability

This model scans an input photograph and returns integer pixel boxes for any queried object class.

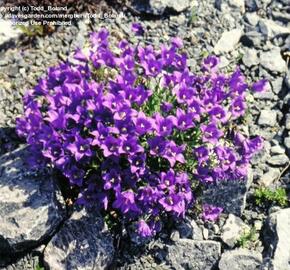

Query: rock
[271,77,283,94]
[0,146,66,255]
[267,154,289,166]
[214,29,243,54]
[244,12,260,26]
[191,220,203,240]
[215,0,245,13]
[242,48,259,67]
[176,218,202,239]
[132,0,191,15]
[258,110,277,127]
[271,145,285,155]
[241,31,265,47]
[221,214,250,248]
[264,208,290,270]
[166,240,221,270]
[253,82,276,101]
[0,19,21,47]
[0,253,40,270]
[219,249,263,270]
[245,0,260,12]
[202,170,253,216]
[272,11,290,24]
[285,115,290,130]
[260,48,286,73]
[43,208,114,270]
[284,137,290,154]
[259,168,280,186]
[258,18,290,39]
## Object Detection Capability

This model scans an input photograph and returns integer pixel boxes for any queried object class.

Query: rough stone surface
[260,48,287,73]
[214,29,243,54]
[0,146,66,255]
[215,0,245,13]
[166,240,221,270]
[202,170,252,216]
[267,154,289,166]
[258,110,277,127]
[258,18,290,39]
[132,0,191,15]
[0,253,40,270]
[219,249,263,270]
[242,48,259,67]
[258,168,280,186]
[43,208,114,270]
[221,214,250,248]
[0,19,21,47]
[264,208,290,270]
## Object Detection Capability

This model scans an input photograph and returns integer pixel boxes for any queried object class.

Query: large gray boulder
[0,146,66,255]
[263,208,290,270]
[202,170,253,216]
[132,0,191,15]
[219,248,262,270]
[43,208,115,270]
[166,239,221,270]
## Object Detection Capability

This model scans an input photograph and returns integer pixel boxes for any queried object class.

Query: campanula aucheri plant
[16,23,265,237]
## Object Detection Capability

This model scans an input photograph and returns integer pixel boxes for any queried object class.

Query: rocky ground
[0,0,290,269]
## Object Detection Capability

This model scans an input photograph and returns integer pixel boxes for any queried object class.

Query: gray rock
[0,146,66,255]
[284,137,290,154]
[253,82,277,101]
[244,13,260,26]
[286,116,290,131]
[0,19,21,47]
[272,11,290,24]
[1,253,40,270]
[214,29,243,54]
[215,0,245,13]
[176,219,202,240]
[264,208,290,270]
[258,110,277,127]
[132,0,191,15]
[202,170,253,216]
[271,77,283,94]
[43,208,114,270]
[258,168,280,187]
[166,240,221,270]
[242,48,259,67]
[258,18,290,39]
[219,249,263,270]
[271,145,285,155]
[267,154,289,166]
[221,214,250,248]
[260,48,286,73]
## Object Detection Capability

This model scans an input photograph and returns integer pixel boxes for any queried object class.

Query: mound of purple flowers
[16,25,265,237]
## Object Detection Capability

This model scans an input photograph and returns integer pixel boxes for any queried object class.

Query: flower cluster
[17,25,264,237]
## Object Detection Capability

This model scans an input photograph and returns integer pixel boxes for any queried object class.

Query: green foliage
[189,7,198,24]
[254,187,288,207]
[35,264,44,270]
[16,25,44,37]
[236,227,258,248]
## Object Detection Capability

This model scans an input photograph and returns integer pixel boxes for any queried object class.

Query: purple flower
[200,122,223,144]
[100,136,121,157]
[131,23,144,36]
[230,97,246,119]
[202,55,219,72]
[208,105,228,123]
[176,108,195,130]
[252,79,267,92]
[133,112,153,135]
[113,190,140,214]
[119,136,144,155]
[67,134,92,161]
[148,136,166,156]
[159,194,185,217]
[137,220,152,237]
[163,141,185,167]
[202,204,223,222]
[154,113,176,136]
[193,146,209,165]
